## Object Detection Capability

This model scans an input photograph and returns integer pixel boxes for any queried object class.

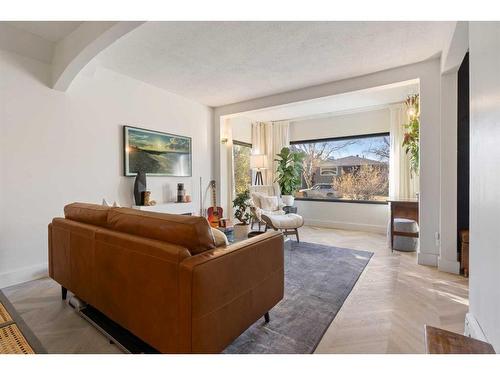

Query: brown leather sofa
[48,203,284,353]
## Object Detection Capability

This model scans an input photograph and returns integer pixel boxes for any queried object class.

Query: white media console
[132,202,195,215]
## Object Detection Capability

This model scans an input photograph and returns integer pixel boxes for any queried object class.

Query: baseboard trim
[303,218,386,234]
[465,313,488,342]
[0,263,48,289]
[437,257,460,274]
[417,252,438,267]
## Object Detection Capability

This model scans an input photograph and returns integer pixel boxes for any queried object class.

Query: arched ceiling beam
[52,21,144,91]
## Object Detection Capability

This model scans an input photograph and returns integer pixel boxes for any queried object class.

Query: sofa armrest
[178,231,284,353]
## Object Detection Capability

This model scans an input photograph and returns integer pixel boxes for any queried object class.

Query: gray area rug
[223,241,373,354]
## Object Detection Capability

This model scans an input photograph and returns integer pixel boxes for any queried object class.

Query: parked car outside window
[299,183,338,199]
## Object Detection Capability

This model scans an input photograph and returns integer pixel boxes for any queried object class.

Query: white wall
[468,22,500,351]
[0,50,213,288]
[296,200,389,233]
[215,59,442,266]
[438,72,460,274]
[290,108,390,141]
[230,116,252,144]
[0,23,54,63]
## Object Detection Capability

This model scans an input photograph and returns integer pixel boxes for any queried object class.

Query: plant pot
[233,223,251,241]
[282,195,295,206]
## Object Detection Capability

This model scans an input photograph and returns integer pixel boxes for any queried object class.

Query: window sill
[294,197,388,205]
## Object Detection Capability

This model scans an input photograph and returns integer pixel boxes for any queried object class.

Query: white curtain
[224,118,235,218]
[251,121,290,186]
[389,104,419,199]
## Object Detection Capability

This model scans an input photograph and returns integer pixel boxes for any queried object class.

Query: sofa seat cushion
[64,202,111,227]
[107,207,216,254]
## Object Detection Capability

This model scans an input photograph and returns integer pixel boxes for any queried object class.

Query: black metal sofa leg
[264,312,270,323]
[61,286,67,300]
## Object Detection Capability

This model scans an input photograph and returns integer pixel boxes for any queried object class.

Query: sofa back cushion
[64,202,110,227]
[107,207,216,254]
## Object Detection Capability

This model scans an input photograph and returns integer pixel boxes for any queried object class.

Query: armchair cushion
[250,192,264,208]
[249,185,286,223]
[260,196,279,211]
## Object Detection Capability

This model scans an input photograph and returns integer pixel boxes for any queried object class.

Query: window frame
[291,131,390,205]
[233,140,252,148]
[320,166,339,176]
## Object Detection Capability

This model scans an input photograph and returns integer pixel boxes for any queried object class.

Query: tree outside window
[290,133,390,202]
[233,141,252,195]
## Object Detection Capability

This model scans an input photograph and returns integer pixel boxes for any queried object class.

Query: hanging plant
[402,94,420,175]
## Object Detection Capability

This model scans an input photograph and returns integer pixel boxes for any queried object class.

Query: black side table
[283,206,297,214]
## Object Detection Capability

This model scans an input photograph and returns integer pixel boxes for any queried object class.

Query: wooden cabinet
[459,229,469,277]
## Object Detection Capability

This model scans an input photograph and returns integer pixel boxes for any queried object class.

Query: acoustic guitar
[207,180,223,228]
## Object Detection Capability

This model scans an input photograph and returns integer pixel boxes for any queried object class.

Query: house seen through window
[290,133,390,202]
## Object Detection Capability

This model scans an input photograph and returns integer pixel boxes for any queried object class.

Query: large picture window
[290,133,390,203]
[233,141,252,195]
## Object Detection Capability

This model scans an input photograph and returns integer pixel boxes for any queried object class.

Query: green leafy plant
[274,147,305,195]
[402,94,420,175]
[232,190,252,225]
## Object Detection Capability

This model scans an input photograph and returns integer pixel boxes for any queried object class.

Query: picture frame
[123,125,192,177]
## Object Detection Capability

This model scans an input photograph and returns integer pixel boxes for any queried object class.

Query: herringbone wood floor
[307,226,469,354]
[2,226,468,354]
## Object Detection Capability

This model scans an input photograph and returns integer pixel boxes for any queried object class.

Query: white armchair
[249,183,285,230]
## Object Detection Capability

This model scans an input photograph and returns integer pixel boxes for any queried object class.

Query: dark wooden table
[387,198,419,250]
[425,325,495,354]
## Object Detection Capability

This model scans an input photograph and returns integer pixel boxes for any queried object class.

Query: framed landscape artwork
[123,126,192,177]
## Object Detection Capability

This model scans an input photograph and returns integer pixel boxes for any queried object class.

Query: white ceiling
[96,21,453,107]
[5,21,82,42]
[231,80,419,122]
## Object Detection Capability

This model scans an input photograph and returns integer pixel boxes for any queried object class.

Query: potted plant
[275,147,304,206]
[232,190,253,240]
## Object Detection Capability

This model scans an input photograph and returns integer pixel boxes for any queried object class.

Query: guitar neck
[212,189,217,208]
[210,181,218,209]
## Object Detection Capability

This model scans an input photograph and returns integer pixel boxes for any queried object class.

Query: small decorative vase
[177,183,185,203]
[282,195,295,206]
[233,224,250,241]
[142,191,151,206]
[134,171,147,205]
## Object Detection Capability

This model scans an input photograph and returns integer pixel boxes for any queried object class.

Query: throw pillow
[212,228,229,247]
[251,192,264,208]
[260,195,279,211]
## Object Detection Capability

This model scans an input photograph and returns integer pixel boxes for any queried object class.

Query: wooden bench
[424,325,495,354]
[388,199,419,251]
